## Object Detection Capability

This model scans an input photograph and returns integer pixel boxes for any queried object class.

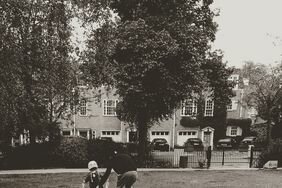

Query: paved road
[0,167,272,175]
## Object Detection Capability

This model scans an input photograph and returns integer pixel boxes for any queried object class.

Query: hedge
[1,143,55,169]
[0,137,131,169]
[52,136,89,168]
[256,143,282,168]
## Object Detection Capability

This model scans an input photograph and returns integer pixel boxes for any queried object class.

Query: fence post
[249,145,254,168]
[206,146,212,169]
[222,147,225,166]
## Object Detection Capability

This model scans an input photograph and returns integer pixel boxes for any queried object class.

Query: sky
[211,0,282,68]
[72,1,282,68]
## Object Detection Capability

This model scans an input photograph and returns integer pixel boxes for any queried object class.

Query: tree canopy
[241,62,282,143]
[0,0,77,143]
[0,0,234,157]
[76,0,233,160]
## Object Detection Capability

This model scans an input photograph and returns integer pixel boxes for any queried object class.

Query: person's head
[108,149,118,160]
[88,160,98,171]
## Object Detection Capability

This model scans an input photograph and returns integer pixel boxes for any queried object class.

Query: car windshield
[188,139,201,142]
[218,138,231,143]
[242,137,255,142]
[153,139,167,143]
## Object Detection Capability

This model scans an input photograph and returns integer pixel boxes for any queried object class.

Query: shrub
[180,117,201,128]
[52,136,88,168]
[256,143,282,168]
[256,151,282,168]
[2,143,55,169]
[153,161,173,168]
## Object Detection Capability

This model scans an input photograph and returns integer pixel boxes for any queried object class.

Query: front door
[128,131,138,142]
[203,131,211,147]
[201,127,214,149]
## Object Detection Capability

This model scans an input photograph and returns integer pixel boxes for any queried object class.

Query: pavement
[1,167,279,175]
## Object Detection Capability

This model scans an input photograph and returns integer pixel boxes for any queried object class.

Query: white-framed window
[181,99,197,116]
[92,131,96,139]
[228,74,239,90]
[151,131,169,136]
[103,99,118,116]
[80,99,87,116]
[101,131,120,136]
[178,131,197,136]
[204,99,214,117]
[227,100,238,111]
[230,126,238,136]
[227,102,232,110]
[62,130,71,136]
[79,130,88,138]
[228,75,239,82]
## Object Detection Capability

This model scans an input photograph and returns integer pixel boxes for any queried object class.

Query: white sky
[71,1,282,68]
[211,0,282,68]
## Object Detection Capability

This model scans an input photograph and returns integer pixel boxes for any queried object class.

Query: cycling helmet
[88,161,98,170]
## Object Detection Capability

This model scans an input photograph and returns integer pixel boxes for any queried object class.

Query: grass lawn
[0,170,282,188]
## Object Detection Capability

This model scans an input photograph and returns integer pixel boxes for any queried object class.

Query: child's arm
[81,182,85,188]
[82,173,90,187]
[84,173,91,183]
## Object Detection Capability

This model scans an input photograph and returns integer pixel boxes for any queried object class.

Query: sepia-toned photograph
[0,0,282,187]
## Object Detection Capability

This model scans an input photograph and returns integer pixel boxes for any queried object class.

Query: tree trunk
[137,120,148,167]
[29,130,36,145]
[266,119,272,147]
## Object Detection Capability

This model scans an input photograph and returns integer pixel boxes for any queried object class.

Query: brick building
[11,74,254,148]
[60,86,218,149]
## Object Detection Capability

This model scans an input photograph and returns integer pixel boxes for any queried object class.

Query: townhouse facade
[11,74,254,148]
[60,73,255,149]
[60,85,218,149]
[225,73,256,138]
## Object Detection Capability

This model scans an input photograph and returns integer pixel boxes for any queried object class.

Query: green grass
[0,170,282,188]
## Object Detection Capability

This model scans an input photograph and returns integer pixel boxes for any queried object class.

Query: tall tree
[77,0,232,162]
[200,51,234,140]
[0,0,76,143]
[242,62,282,144]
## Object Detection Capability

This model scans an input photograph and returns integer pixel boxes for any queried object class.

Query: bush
[256,144,282,168]
[180,117,201,128]
[257,151,282,168]
[153,160,173,168]
[1,143,55,169]
[1,137,165,169]
[52,136,88,168]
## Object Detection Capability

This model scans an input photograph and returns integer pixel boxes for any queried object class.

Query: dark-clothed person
[99,152,137,188]
[206,146,212,169]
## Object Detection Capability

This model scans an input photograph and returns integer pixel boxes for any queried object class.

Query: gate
[184,148,261,168]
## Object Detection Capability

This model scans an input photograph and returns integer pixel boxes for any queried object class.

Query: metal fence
[149,148,261,168]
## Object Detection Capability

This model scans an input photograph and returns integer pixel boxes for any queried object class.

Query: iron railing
[149,148,261,168]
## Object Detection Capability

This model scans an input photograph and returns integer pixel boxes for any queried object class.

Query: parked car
[98,137,114,142]
[151,138,169,151]
[184,138,204,150]
[216,138,237,149]
[240,136,257,145]
[239,136,258,150]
